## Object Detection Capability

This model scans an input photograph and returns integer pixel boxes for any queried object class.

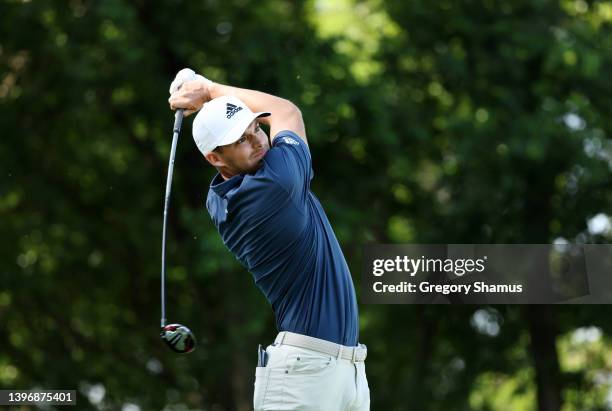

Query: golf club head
[161,323,196,354]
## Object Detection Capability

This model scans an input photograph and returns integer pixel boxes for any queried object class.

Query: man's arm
[169,78,307,145]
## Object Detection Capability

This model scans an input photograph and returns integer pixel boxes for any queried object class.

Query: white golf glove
[168,68,213,94]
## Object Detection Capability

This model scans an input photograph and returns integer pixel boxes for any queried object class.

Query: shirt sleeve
[263,130,314,206]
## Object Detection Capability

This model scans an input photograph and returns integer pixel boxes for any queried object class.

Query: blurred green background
[2,0,612,409]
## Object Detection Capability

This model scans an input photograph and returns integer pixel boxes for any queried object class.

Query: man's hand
[168,80,214,116]
[168,68,214,116]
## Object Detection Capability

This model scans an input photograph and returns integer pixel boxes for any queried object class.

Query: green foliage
[2,0,612,409]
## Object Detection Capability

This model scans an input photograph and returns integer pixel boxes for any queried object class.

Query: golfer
[169,69,369,411]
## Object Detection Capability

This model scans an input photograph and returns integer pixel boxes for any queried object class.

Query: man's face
[206,120,270,178]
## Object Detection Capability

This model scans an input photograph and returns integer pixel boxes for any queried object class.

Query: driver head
[161,324,196,354]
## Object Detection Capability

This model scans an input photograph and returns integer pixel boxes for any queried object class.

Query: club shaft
[161,109,184,328]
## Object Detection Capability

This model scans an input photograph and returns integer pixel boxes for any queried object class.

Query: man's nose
[250,134,263,148]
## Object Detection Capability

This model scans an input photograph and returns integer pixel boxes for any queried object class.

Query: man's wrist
[206,80,218,100]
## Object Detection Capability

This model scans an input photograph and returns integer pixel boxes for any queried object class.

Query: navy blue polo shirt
[206,130,359,346]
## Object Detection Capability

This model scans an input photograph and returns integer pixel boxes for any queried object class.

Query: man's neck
[218,167,236,181]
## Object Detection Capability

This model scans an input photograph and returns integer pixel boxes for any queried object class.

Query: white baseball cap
[192,96,270,155]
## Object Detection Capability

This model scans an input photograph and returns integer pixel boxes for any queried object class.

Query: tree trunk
[526,305,562,411]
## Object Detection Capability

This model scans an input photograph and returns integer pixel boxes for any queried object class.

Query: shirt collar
[210,172,244,198]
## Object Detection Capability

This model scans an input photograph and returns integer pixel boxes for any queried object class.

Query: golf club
[160,108,196,354]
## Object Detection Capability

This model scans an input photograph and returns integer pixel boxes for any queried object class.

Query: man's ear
[205,152,225,167]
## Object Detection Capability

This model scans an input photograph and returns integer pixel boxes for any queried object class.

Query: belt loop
[277,331,287,345]
[336,345,343,361]
[351,347,357,363]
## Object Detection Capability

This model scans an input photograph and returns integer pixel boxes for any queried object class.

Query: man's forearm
[209,82,307,143]
[209,83,289,117]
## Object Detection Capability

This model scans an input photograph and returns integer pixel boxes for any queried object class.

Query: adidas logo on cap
[226,103,243,119]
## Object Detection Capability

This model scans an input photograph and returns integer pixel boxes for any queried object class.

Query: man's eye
[255,125,261,131]
[237,137,246,144]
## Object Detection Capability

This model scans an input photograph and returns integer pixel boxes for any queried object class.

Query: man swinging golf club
[168,69,370,411]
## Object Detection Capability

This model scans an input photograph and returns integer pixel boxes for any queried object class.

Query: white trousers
[253,343,370,410]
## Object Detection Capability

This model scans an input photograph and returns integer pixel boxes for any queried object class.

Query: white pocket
[286,352,336,374]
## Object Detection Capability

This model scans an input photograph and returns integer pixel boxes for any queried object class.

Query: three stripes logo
[226,103,243,119]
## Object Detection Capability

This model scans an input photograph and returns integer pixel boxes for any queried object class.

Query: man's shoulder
[266,130,311,170]
[272,130,308,150]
